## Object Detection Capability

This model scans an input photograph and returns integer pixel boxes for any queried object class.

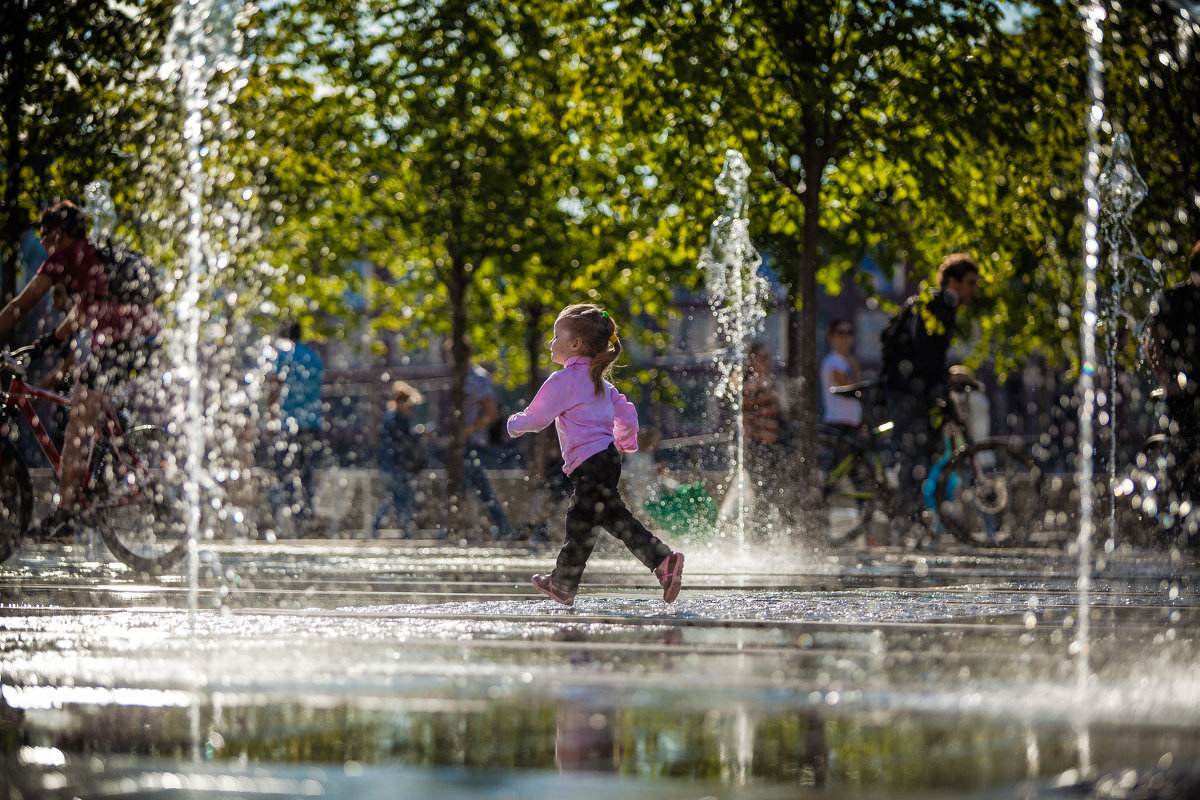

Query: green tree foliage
[253,0,698,522]
[949,1,1200,378]
[584,0,1010,499]
[576,0,1198,442]
[0,0,174,322]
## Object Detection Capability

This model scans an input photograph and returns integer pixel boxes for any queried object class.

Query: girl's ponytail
[589,319,620,396]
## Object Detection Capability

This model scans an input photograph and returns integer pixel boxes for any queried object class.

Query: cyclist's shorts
[77,338,160,394]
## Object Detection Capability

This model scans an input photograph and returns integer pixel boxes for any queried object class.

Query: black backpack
[93,240,162,305]
[879,294,920,370]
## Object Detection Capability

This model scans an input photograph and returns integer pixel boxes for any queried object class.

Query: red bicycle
[0,347,186,574]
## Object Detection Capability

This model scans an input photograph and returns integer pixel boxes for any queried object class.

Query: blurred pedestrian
[816,316,864,450]
[371,380,426,538]
[267,320,325,535]
[817,318,865,490]
[880,253,980,540]
[742,341,791,521]
[461,343,516,540]
[820,319,862,431]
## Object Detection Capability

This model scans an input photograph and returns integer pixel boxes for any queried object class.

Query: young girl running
[507,303,684,606]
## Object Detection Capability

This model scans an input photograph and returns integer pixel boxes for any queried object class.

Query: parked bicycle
[0,347,186,574]
[817,379,1044,547]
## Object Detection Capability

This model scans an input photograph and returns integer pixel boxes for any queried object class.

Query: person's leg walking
[272,437,295,519]
[58,382,105,510]
[294,430,318,523]
[395,474,417,537]
[464,448,514,539]
[372,471,399,534]
[887,391,934,522]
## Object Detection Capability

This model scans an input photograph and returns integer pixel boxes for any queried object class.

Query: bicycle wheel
[935,442,1042,547]
[90,425,187,574]
[0,439,33,563]
[818,434,887,546]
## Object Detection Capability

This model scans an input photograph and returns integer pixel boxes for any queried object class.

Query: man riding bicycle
[880,253,980,542]
[0,200,161,536]
[1145,239,1200,509]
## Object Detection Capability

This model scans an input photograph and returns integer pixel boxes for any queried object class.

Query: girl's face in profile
[549,319,581,366]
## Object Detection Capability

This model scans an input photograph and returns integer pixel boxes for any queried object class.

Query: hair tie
[609,334,619,345]
[601,311,610,319]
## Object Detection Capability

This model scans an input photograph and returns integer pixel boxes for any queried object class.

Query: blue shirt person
[267,321,325,532]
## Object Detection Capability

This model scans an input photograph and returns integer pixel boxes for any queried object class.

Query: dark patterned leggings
[551,445,671,594]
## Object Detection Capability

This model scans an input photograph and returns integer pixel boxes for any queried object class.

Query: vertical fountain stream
[83,181,118,241]
[701,150,769,546]
[1076,0,1107,774]
[1097,132,1156,544]
[159,0,251,617]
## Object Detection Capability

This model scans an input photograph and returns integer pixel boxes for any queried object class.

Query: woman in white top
[820,318,862,428]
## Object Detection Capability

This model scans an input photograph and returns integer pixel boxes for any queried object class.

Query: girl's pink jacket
[506,356,639,475]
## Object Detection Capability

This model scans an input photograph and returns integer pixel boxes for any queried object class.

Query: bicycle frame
[824,422,893,502]
[820,379,895,505]
[2,372,142,511]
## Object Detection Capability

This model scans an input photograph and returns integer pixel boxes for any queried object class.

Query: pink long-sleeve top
[506,356,639,475]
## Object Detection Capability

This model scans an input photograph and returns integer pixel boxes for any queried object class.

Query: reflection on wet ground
[1,537,1198,798]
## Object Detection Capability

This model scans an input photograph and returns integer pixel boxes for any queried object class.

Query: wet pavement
[1,532,1199,798]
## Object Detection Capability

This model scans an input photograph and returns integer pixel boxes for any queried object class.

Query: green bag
[645,483,718,540]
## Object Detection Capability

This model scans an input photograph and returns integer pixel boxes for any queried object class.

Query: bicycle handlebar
[828,379,878,399]
[828,376,976,432]
[0,347,42,392]
[1,348,31,380]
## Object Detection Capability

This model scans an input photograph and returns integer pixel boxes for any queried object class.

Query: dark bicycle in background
[816,380,895,546]
[930,380,1044,546]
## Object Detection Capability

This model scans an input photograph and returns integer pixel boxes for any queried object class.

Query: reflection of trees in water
[210,702,556,767]
[12,696,1200,788]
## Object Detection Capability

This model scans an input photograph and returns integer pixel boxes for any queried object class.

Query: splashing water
[701,151,769,547]
[1096,132,1160,543]
[83,181,117,241]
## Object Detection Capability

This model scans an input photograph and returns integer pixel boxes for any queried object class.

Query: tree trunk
[0,0,30,327]
[444,252,469,537]
[785,124,825,533]
[796,162,821,459]
[523,300,546,476]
